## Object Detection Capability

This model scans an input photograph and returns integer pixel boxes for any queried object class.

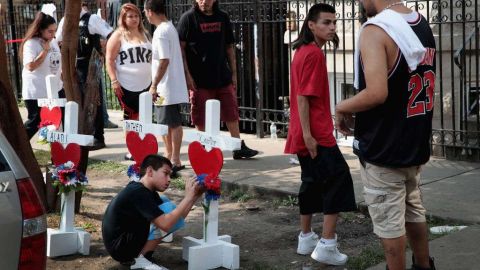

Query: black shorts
[116,87,149,120]
[154,104,184,128]
[297,144,357,215]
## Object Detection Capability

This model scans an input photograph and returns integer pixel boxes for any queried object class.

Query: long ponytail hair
[291,3,339,50]
[19,12,56,61]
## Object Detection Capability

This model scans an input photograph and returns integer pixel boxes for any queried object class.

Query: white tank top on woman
[115,35,152,92]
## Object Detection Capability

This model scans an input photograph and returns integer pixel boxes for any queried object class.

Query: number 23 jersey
[354,12,436,167]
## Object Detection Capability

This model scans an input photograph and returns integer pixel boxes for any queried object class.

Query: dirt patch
[46,170,379,270]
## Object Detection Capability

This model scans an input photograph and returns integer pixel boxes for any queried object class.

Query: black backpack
[77,13,102,59]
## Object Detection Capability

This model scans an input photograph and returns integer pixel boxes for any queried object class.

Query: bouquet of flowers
[51,161,88,194]
[37,120,56,145]
[127,164,141,182]
[197,173,221,201]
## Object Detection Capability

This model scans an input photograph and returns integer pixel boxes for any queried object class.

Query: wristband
[111,80,118,85]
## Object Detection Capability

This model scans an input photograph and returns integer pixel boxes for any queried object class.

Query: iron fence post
[7,0,21,99]
[254,0,264,138]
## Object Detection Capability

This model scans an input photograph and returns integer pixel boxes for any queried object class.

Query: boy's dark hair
[292,3,339,50]
[144,0,166,15]
[139,155,172,177]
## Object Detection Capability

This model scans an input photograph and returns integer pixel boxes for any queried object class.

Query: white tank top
[115,37,152,91]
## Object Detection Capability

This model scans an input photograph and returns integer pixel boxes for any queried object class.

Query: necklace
[381,1,404,13]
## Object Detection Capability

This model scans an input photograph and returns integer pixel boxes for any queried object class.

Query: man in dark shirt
[177,0,258,160]
[102,155,204,269]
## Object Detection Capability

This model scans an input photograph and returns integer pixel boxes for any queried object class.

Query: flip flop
[172,165,186,173]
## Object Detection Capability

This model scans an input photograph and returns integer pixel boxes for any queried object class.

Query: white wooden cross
[182,99,241,270]
[123,92,168,138]
[46,101,94,257]
[38,74,66,109]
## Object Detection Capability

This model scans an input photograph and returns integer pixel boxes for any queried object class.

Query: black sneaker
[104,120,118,129]
[412,256,436,270]
[232,140,258,159]
[88,139,106,151]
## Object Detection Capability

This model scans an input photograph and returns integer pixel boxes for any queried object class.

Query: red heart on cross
[51,142,81,167]
[188,141,224,178]
[40,107,62,129]
[126,131,159,165]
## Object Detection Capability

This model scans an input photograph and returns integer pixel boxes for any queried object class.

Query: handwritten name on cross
[123,92,168,137]
[183,99,241,151]
[46,102,93,146]
[37,75,66,109]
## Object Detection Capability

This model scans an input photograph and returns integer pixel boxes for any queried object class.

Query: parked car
[0,130,47,269]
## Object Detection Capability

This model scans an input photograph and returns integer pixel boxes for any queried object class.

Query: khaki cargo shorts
[360,162,427,239]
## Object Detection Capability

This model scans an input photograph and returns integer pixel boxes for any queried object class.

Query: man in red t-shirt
[284,3,356,266]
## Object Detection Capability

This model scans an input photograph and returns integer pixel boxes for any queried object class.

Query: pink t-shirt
[284,43,336,155]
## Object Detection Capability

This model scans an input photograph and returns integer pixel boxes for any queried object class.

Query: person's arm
[298,95,317,159]
[335,25,389,135]
[226,44,237,88]
[180,41,196,91]
[150,59,169,97]
[24,40,50,72]
[152,177,204,232]
[105,31,123,96]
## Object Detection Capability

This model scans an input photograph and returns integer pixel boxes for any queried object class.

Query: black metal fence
[3,0,480,161]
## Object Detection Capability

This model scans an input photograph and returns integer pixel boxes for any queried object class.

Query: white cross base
[123,92,168,138]
[182,100,240,270]
[47,102,94,257]
[38,74,66,109]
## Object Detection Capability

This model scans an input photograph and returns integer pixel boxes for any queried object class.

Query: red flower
[204,174,221,194]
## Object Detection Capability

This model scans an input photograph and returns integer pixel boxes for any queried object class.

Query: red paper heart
[40,107,62,129]
[51,142,81,167]
[126,131,158,165]
[188,141,223,178]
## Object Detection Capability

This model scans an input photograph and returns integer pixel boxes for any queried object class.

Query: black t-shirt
[177,7,235,89]
[102,181,164,262]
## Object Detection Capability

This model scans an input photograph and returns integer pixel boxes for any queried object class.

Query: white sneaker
[130,254,169,270]
[310,241,348,265]
[297,232,319,255]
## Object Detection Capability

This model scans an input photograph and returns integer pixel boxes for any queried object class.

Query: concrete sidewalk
[27,109,480,269]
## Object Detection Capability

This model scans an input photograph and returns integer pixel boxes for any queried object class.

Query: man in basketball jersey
[335,1,436,269]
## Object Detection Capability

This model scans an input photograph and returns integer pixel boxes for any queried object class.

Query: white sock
[300,231,313,238]
[320,237,336,245]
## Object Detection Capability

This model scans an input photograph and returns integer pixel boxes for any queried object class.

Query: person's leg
[300,214,313,234]
[162,132,172,161]
[322,213,338,239]
[140,239,162,255]
[404,166,430,269]
[225,120,240,138]
[24,99,41,139]
[406,222,430,268]
[360,163,408,270]
[190,89,212,132]
[170,125,183,166]
[382,236,407,270]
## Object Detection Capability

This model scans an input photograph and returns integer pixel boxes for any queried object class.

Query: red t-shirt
[284,43,336,155]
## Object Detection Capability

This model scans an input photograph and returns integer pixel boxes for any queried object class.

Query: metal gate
[3,0,480,160]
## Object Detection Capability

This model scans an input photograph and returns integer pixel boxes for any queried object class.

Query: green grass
[228,189,254,203]
[347,245,385,270]
[87,159,127,174]
[170,177,185,190]
[272,195,298,207]
[34,149,51,167]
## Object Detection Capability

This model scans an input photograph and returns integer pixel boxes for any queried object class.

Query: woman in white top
[20,11,63,139]
[106,3,152,160]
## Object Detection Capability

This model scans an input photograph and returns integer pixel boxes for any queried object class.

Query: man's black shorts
[297,144,357,215]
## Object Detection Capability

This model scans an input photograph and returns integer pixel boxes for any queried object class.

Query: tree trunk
[0,24,47,206]
[62,1,101,213]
